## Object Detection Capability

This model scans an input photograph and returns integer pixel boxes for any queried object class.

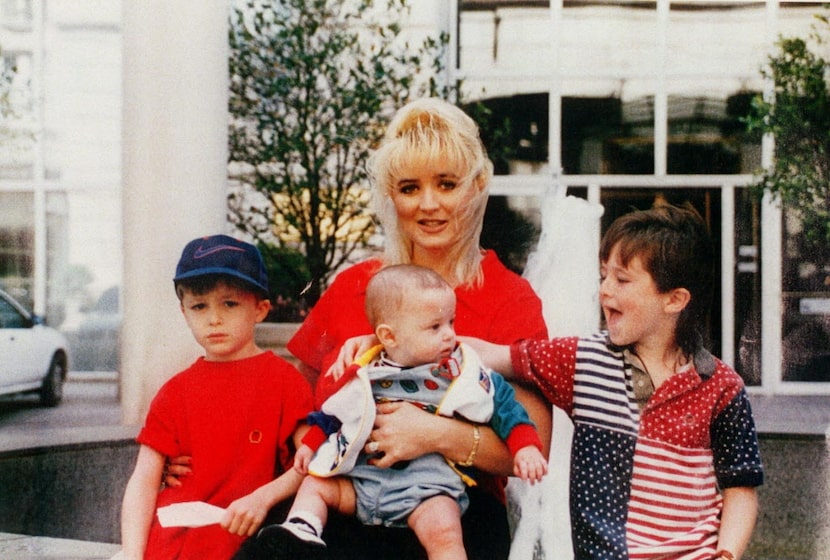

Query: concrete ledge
[0,532,120,559]
[0,426,137,456]
[255,322,301,365]
[0,436,138,544]
[749,394,830,439]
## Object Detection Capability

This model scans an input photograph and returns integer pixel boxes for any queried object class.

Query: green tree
[228,0,449,306]
[0,51,14,121]
[746,14,830,244]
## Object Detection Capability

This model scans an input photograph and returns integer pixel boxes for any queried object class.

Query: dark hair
[174,274,269,302]
[599,203,715,356]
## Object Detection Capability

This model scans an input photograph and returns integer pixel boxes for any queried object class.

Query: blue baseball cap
[174,235,269,296]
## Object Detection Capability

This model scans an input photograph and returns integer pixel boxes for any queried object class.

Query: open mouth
[417,219,448,233]
[603,307,621,327]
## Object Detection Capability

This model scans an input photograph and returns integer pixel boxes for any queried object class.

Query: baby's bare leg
[407,495,467,560]
[291,475,356,527]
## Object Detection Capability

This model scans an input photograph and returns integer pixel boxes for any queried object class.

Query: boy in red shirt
[119,235,313,559]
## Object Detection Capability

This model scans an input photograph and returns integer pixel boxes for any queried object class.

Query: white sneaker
[280,517,326,546]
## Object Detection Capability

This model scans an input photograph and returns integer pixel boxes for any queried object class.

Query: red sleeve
[136,373,186,457]
[272,358,316,473]
[313,363,362,408]
[455,251,548,344]
[510,337,579,415]
[287,261,380,374]
[505,423,544,456]
[301,425,328,451]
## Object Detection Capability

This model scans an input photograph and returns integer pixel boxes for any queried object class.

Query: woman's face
[388,155,479,259]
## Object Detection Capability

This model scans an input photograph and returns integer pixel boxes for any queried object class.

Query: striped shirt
[511,333,764,559]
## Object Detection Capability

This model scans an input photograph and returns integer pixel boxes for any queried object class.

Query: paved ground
[0,372,132,453]
[0,533,120,560]
[0,373,121,429]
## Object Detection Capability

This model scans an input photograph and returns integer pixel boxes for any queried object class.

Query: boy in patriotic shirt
[471,204,763,560]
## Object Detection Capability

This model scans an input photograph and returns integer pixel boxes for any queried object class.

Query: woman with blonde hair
[285,98,552,560]
[369,96,492,286]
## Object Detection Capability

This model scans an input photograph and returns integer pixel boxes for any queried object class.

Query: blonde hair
[369,98,493,287]
[365,264,454,329]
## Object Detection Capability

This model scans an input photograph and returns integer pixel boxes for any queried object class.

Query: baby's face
[385,288,457,367]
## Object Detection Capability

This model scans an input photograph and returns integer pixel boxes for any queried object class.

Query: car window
[0,297,27,329]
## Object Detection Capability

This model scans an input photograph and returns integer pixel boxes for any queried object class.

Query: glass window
[0,191,34,308]
[781,211,830,382]
[0,293,26,328]
[0,0,32,28]
[734,187,762,386]
[666,93,756,175]
[562,96,625,174]
[481,195,541,274]
[561,2,658,83]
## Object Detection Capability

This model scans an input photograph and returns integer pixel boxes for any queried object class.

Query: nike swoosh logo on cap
[193,245,245,259]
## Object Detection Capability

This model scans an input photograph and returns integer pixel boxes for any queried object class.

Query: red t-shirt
[137,351,313,559]
[288,250,549,379]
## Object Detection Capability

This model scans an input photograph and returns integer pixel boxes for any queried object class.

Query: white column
[121,1,229,425]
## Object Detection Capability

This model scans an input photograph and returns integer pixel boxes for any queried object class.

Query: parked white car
[0,288,68,406]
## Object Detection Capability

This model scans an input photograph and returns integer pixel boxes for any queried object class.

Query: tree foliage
[0,53,14,121]
[0,48,32,168]
[746,14,830,244]
[227,0,449,306]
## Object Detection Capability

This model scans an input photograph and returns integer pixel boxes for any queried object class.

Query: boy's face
[179,283,270,362]
[599,245,679,352]
[381,287,457,367]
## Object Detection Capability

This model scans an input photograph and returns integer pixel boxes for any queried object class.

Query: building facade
[0,0,122,370]
[455,0,830,395]
[1,0,828,396]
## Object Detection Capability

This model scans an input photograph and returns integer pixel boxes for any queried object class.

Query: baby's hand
[513,446,548,484]
[293,444,315,475]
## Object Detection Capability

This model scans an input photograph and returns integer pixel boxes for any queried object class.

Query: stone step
[0,532,120,559]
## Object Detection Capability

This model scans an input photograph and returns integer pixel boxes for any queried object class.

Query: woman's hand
[163,455,192,488]
[367,400,518,476]
[325,334,379,380]
[365,401,439,468]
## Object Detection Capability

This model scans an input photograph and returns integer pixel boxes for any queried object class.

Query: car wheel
[40,353,66,407]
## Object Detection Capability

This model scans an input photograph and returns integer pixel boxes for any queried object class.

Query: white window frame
[451,0,828,395]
